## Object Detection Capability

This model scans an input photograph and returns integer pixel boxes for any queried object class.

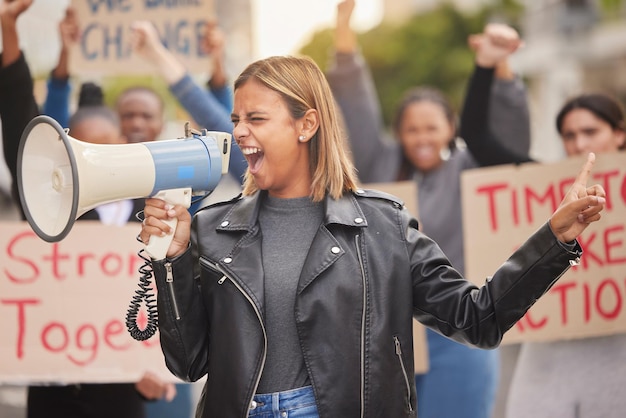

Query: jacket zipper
[199,256,267,416]
[164,262,181,320]
[354,234,366,418]
[393,336,414,412]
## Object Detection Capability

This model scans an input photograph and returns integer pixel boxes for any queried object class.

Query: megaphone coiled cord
[125,246,159,341]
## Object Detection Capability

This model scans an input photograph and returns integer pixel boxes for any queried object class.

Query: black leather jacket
[152,189,581,418]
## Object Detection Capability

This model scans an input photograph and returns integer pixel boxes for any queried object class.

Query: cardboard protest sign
[362,181,428,373]
[462,153,626,343]
[70,0,213,75]
[0,221,176,384]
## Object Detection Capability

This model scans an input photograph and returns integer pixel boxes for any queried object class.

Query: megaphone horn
[17,115,231,259]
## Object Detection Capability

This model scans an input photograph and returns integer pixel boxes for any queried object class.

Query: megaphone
[17,115,232,259]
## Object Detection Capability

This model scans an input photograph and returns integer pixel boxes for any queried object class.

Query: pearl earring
[298,135,306,142]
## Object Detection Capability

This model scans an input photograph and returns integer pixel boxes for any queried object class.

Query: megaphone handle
[145,188,192,260]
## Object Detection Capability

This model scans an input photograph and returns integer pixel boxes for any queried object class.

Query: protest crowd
[1,1,624,418]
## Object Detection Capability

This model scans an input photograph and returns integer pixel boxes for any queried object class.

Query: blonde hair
[234,55,358,201]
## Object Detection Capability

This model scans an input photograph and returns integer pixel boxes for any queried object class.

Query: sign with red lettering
[462,153,626,343]
[70,0,213,75]
[0,221,177,384]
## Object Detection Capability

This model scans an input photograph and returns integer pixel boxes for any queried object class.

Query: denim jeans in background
[415,328,500,418]
[248,385,318,418]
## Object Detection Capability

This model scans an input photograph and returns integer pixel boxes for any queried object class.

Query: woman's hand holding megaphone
[141,198,191,259]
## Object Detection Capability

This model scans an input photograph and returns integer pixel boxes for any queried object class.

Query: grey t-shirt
[256,194,324,393]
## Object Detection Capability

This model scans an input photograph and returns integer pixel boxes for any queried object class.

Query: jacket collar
[324,191,368,228]
[216,190,368,233]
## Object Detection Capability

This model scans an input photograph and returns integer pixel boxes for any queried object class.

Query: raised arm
[326,0,399,183]
[488,54,531,155]
[0,0,31,66]
[42,6,80,128]
[200,19,232,112]
[0,0,36,216]
[460,23,533,166]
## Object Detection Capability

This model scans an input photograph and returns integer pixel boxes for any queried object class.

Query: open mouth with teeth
[242,147,264,174]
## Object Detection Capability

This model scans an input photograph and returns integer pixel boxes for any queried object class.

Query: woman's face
[560,108,625,156]
[232,79,312,198]
[397,101,455,173]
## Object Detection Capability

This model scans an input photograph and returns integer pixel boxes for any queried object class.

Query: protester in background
[0,0,37,215]
[459,36,626,418]
[139,49,603,417]
[506,96,625,418]
[41,5,79,128]
[0,127,20,221]
[325,2,529,416]
[115,86,165,143]
[41,7,106,127]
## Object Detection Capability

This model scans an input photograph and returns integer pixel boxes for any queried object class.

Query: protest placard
[0,221,175,384]
[70,0,213,75]
[462,153,626,343]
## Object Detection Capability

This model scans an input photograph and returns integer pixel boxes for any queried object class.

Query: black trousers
[27,383,145,418]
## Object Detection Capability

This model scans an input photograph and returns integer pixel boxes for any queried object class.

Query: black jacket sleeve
[459,65,534,167]
[0,51,39,218]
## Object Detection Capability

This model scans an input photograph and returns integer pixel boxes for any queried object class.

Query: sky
[253,0,383,57]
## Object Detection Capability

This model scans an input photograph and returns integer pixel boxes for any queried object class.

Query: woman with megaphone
[140,55,606,418]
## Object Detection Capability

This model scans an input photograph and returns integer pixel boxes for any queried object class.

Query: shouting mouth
[242,147,264,174]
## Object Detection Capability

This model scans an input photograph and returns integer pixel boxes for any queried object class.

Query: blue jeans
[248,385,318,418]
[415,329,500,418]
